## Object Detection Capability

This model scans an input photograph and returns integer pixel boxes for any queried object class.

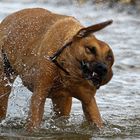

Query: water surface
[0,0,140,139]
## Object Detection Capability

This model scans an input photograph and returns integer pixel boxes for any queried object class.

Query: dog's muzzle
[80,60,108,89]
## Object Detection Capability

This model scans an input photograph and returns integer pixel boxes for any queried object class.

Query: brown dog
[0,8,114,130]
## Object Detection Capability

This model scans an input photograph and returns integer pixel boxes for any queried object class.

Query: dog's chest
[47,75,63,95]
[48,75,76,98]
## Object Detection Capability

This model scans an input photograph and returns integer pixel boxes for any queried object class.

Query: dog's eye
[106,55,113,61]
[85,46,96,55]
[106,50,113,62]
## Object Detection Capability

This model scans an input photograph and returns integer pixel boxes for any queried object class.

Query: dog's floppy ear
[75,20,113,38]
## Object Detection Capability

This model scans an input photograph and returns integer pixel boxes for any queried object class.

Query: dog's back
[0,8,82,74]
[0,8,65,60]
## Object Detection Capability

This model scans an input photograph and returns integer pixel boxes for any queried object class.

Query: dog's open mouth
[85,71,102,89]
[89,72,102,89]
[80,60,103,89]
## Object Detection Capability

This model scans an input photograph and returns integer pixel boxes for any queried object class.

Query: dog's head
[68,20,114,89]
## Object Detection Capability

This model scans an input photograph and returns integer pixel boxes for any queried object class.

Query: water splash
[0,0,140,139]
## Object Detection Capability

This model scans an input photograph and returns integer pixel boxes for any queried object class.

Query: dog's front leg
[26,74,53,131]
[82,97,103,128]
[26,86,48,131]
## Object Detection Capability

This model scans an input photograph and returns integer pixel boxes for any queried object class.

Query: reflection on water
[0,0,140,139]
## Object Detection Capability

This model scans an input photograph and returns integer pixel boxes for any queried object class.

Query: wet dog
[0,8,114,130]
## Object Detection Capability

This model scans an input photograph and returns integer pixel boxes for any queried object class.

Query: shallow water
[0,0,140,139]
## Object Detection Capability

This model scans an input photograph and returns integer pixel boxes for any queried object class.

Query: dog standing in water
[0,8,114,130]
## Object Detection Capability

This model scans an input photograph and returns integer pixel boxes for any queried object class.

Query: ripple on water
[0,0,140,139]
[0,114,140,139]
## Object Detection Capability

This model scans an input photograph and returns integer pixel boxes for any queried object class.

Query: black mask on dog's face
[80,60,108,89]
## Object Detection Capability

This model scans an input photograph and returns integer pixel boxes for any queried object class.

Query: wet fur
[0,8,114,130]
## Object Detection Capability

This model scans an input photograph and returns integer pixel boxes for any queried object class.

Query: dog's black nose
[94,63,107,76]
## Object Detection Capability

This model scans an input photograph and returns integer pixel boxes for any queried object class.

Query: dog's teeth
[92,72,95,76]
[92,72,97,76]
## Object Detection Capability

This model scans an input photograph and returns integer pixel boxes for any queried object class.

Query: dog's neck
[49,40,73,75]
[39,17,83,75]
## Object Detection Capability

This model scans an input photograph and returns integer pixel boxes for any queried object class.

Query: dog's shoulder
[43,16,83,45]
[38,16,83,57]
